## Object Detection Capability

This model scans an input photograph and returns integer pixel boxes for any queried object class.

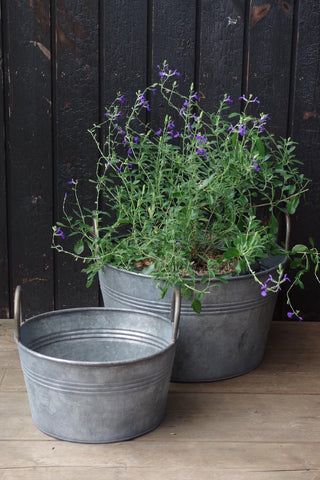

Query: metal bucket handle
[284,211,290,251]
[13,285,23,341]
[171,288,181,343]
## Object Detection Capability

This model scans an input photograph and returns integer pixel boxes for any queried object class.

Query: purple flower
[197,148,206,156]
[114,111,122,121]
[260,113,270,122]
[172,69,181,76]
[118,95,125,104]
[68,178,76,185]
[139,94,151,111]
[64,192,67,199]
[168,121,175,130]
[287,312,303,321]
[227,124,235,132]
[183,100,189,107]
[224,95,233,103]
[260,286,267,297]
[238,123,248,136]
[191,92,199,100]
[156,128,162,135]
[117,166,122,173]
[56,226,65,240]
[157,64,169,77]
[252,156,260,171]
[133,136,139,145]
[196,134,207,144]
[151,88,156,95]
[169,131,180,138]
[239,94,260,103]
[127,148,133,155]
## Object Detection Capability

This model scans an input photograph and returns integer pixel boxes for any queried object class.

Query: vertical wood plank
[54,0,100,309]
[286,0,320,320]
[244,0,295,320]
[0,0,9,318]
[150,0,197,83]
[148,0,197,130]
[197,0,245,110]
[4,0,54,318]
[101,0,148,107]
[245,0,294,138]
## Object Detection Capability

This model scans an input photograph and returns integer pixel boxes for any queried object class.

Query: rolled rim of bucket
[15,306,179,366]
[101,251,287,284]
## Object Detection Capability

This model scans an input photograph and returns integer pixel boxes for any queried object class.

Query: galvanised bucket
[99,254,286,382]
[14,287,181,443]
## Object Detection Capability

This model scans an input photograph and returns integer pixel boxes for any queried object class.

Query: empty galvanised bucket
[99,253,286,382]
[14,287,180,443]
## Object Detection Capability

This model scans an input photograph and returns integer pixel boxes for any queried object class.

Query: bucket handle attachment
[171,288,181,343]
[13,285,23,341]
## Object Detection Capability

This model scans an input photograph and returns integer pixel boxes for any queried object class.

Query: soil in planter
[134,251,238,277]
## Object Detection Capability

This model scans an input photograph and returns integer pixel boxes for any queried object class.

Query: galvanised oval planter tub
[99,254,286,382]
[14,287,181,443]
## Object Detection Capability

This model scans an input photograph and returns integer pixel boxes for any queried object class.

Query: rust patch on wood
[250,4,271,27]
[303,111,320,120]
[30,0,88,56]
[281,2,291,13]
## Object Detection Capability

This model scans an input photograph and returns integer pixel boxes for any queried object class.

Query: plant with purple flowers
[53,60,320,317]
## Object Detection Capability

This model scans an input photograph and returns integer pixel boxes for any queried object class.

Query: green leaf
[74,239,84,255]
[286,196,300,215]
[292,244,308,254]
[269,214,279,236]
[191,298,202,314]
[224,247,240,260]
[142,263,155,275]
[228,112,240,119]
[256,138,265,156]
[232,132,237,147]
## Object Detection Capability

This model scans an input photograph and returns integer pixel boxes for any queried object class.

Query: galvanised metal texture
[14,289,181,443]
[99,254,286,382]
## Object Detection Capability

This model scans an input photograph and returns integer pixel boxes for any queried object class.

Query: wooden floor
[1,318,320,480]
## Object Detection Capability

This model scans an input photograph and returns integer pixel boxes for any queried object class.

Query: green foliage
[52,61,319,317]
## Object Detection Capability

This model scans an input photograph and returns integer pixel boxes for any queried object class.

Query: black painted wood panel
[0,0,9,318]
[0,0,319,319]
[3,0,54,318]
[53,0,100,309]
[198,0,245,110]
[245,0,294,138]
[287,0,320,320]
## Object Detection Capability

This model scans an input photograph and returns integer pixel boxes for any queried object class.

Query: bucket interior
[19,308,173,363]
